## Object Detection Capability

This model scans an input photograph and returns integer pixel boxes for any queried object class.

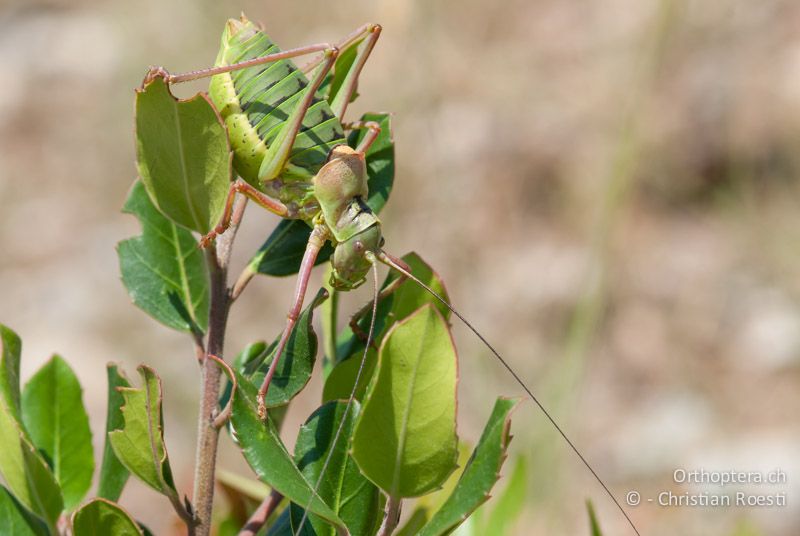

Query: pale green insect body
[209,16,381,289]
[209,17,346,220]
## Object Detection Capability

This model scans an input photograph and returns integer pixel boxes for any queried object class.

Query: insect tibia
[375,249,642,536]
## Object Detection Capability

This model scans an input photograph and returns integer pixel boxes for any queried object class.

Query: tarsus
[377,250,641,536]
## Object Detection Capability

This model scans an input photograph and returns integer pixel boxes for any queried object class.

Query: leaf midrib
[170,224,198,326]
[171,104,204,232]
[391,313,433,497]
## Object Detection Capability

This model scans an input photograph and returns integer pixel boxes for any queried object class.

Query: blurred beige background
[2,0,800,534]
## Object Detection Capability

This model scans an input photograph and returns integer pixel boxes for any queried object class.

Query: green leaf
[242,289,327,408]
[289,401,379,536]
[229,373,345,530]
[336,252,450,364]
[416,442,474,515]
[266,508,293,536]
[135,75,231,234]
[480,456,527,535]
[118,180,210,333]
[328,251,449,401]
[250,113,394,278]
[352,304,458,497]
[417,398,520,536]
[249,220,335,277]
[0,486,49,536]
[379,252,451,322]
[321,347,376,404]
[72,498,144,536]
[21,355,94,510]
[0,325,22,420]
[98,364,132,502]
[0,327,64,526]
[587,500,603,536]
[108,366,178,500]
[0,403,63,527]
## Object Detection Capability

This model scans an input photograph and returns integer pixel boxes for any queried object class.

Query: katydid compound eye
[354,241,364,252]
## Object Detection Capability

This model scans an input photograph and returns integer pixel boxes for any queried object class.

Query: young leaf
[587,500,604,536]
[135,75,231,234]
[250,113,394,278]
[0,485,48,536]
[417,398,520,536]
[289,401,379,536]
[0,404,63,526]
[108,366,178,500]
[118,180,210,333]
[98,364,132,502]
[229,373,345,530]
[243,288,327,408]
[72,498,144,536]
[21,355,94,510]
[0,324,22,420]
[352,304,459,497]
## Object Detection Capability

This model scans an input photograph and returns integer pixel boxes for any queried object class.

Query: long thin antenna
[377,251,641,536]
[293,257,381,536]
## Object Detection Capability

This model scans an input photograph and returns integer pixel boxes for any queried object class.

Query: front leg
[199,180,289,248]
[257,224,330,419]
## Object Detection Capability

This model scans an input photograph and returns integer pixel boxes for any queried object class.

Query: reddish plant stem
[192,197,245,535]
[377,496,401,536]
[238,490,284,536]
[192,245,229,535]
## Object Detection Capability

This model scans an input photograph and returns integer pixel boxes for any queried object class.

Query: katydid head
[330,225,383,289]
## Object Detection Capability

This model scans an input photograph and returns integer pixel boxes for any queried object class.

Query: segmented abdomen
[209,17,346,216]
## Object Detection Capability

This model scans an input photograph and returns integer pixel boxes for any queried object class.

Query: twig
[191,197,244,535]
[193,332,206,364]
[238,490,284,536]
[216,196,247,271]
[377,496,401,536]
